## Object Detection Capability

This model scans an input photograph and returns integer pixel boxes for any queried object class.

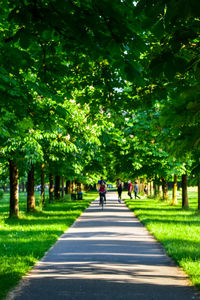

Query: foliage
[1,0,200,196]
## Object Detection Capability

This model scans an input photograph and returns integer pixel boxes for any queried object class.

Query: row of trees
[1,0,200,216]
[107,0,200,209]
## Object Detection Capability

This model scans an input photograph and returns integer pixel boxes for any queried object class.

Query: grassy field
[124,188,200,290]
[0,191,97,300]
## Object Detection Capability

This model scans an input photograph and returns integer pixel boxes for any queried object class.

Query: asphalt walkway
[6,192,200,300]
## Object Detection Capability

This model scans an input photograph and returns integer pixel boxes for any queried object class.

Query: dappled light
[0,192,96,299]
[5,195,199,300]
[125,194,200,289]
[1,0,200,298]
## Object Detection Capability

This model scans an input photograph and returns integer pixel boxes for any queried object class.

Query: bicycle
[99,191,106,210]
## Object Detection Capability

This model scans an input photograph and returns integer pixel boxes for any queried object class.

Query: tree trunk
[158,184,162,198]
[9,160,19,218]
[49,173,54,202]
[84,184,87,192]
[41,164,45,206]
[172,174,178,205]
[149,181,152,196]
[61,176,64,198]
[153,180,157,198]
[198,176,200,211]
[141,180,145,194]
[2,185,5,192]
[27,164,35,212]
[22,181,25,192]
[182,174,189,209]
[162,177,168,200]
[77,182,81,192]
[54,175,60,200]
[65,180,70,194]
[75,180,78,192]
[71,181,74,192]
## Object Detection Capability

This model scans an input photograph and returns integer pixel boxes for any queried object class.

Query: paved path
[6,193,200,300]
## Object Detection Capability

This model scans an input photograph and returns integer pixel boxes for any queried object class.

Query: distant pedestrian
[128,180,133,199]
[134,182,140,199]
[116,178,122,202]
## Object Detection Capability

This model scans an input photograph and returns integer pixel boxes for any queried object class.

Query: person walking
[134,181,140,199]
[116,178,122,202]
[128,180,133,199]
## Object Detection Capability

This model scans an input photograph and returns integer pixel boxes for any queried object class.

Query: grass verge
[0,191,97,300]
[124,190,200,291]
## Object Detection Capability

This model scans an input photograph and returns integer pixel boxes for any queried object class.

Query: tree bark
[9,160,19,218]
[65,180,70,194]
[84,184,89,192]
[54,175,60,200]
[3,184,7,192]
[153,180,157,198]
[149,181,152,196]
[77,182,81,192]
[182,174,189,209]
[71,181,74,192]
[74,181,77,192]
[162,177,168,200]
[141,180,145,194]
[49,173,54,202]
[25,182,28,192]
[158,184,162,198]
[41,164,45,205]
[21,181,25,192]
[27,164,35,212]
[61,176,64,198]
[198,176,200,211]
[172,174,178,205]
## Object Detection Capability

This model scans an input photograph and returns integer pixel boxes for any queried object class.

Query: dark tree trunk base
[9,160,19,218]
[54,175,60,200]
[27,164,35,212]
[182,174,189,209]
[41,164,45,206]
[49,174,54,202]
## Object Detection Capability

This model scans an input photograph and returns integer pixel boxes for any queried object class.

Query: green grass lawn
[0,191,97,300]
[124,189,200,290]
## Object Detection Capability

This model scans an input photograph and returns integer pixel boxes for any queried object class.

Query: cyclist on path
[97,177,107,204]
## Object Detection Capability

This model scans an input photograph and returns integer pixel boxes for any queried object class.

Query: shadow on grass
[125,197,200,292]
[4,214,81,227]
[0,196,95,300]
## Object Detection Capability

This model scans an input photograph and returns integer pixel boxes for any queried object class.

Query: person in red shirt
[128,180,133,199]
[97,177,107,204]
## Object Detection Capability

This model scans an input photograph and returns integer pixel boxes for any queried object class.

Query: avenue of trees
[0,0,200,216]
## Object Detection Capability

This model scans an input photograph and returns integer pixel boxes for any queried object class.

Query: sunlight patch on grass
[124,191,200,290]
[0,191,97,300]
